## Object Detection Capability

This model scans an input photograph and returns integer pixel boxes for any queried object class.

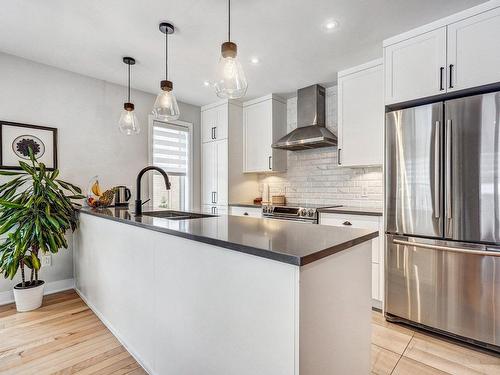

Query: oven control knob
[262,206,268,213]
[299,208,307,216]
[307,209,315,217]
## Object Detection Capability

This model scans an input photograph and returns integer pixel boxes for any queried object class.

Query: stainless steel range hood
[272,84,337,151]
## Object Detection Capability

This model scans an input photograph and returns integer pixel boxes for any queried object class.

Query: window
[150,119,192,210]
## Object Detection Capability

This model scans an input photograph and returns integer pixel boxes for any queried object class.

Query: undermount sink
[140,210,216,220]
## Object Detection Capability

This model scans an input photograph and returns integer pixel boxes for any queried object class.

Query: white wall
[259,87,383,208]
[0,52,200,294]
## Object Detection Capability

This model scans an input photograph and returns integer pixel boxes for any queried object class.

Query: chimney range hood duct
[272,84,337,151]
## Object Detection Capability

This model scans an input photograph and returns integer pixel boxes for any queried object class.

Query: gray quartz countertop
[78,207,378,266]
[317,206,383,217]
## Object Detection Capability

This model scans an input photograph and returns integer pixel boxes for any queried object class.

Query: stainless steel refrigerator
[385,91,500,350]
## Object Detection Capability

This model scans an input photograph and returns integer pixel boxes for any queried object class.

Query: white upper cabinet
[447,7,500,92]
[202,102,228,143]
[384,4,500,105]
[384,27,447,105]
[243,95,287,173]
[338,60,384,167]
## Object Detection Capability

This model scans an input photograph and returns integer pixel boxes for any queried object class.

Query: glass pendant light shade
[214,43,247,99]
[152,81,180,121]
[153,22,180,121]
[214,0,247,99]
[118,104,140,135]
[118,57,140,135]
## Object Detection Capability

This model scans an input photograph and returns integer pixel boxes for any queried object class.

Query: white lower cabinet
[201,139,228,207]
[202,204,228,215]
[371,263,380,301]
[229,206,262,218]
[319,212,384,307]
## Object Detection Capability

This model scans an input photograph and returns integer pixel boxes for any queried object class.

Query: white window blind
[152,121,189,176]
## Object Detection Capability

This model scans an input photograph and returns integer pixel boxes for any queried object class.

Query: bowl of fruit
[86,176,117,208]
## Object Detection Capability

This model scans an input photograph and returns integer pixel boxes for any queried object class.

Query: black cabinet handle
[243,212,249,216]
[449,64,454,89]
[214,191,217,204]
[211,127,215,140]
[268,156,272,170]
[439,67,445,91]
[343,221,352,226]
[338,148,342,165]
[213,126,217,140]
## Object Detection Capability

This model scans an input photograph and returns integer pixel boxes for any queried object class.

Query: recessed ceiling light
[203,80,210,87]
[250,57,260,64]
[323,20,339,32]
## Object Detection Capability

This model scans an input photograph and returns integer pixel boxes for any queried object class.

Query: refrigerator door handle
[446,119,453,236]
[433,121,441,219]
[393,239,500,257]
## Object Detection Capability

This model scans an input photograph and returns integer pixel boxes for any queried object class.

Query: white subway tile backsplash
[258,86,383,209]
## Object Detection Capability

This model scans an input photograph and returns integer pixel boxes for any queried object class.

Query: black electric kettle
[114,185,131,207]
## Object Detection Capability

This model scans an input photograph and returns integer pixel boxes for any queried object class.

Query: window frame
[148,115,194,210]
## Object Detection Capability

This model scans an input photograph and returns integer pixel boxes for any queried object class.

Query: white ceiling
[0,0,487,106]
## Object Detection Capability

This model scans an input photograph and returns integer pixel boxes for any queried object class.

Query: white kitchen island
[74,207,377,375]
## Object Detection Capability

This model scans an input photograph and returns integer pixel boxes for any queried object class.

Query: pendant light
[214,0,247,99]
[118,57,140,135]
[152,22,180,121]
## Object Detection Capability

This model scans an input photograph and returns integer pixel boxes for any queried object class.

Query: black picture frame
[0,121,58,171]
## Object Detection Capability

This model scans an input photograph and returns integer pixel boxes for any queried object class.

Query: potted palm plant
[0,151,84,311]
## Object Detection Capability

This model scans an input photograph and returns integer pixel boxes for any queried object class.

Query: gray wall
[0,52,200,293]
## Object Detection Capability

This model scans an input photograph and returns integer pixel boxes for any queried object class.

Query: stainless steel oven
[262,204,342,224]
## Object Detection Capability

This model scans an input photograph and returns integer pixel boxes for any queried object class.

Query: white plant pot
[13,281,45,312]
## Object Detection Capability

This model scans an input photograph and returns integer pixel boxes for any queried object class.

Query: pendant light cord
[228,0,231,42]
[165,31,168,81]
[127,63,131,102]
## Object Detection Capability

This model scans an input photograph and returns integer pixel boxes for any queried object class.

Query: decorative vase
[13,281,45,312]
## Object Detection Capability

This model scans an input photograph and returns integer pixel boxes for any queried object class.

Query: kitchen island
[74,207,378,375]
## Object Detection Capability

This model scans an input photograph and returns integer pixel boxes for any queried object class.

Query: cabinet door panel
[338,63,384,167]
[202,142,216,205]
[229,206,263,218]
[214,105,228,141]
[372,263,380,301]
[216,139,228,205]
[447,7,500,92]
[319,213,381,263]
[202,108,216,143]
[244,101,273,172]
[384,27,447,104]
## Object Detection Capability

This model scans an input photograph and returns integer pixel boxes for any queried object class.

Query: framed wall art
[0,121,58,170]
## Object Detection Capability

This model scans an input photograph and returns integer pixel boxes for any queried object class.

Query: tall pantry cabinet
[201,100,258,215]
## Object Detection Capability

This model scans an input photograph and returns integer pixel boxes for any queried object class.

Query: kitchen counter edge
[77,208,378,267]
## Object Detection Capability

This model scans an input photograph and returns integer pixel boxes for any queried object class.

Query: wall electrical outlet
[41,254,51,267]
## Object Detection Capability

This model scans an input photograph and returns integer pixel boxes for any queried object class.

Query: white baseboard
[0,278,75,306]
[75,288,152,375]
[372,299,383,310]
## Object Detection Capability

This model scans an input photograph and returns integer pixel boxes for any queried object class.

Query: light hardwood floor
[0,290,146,375]
[371,311,500,375]
[1,290,499,374]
